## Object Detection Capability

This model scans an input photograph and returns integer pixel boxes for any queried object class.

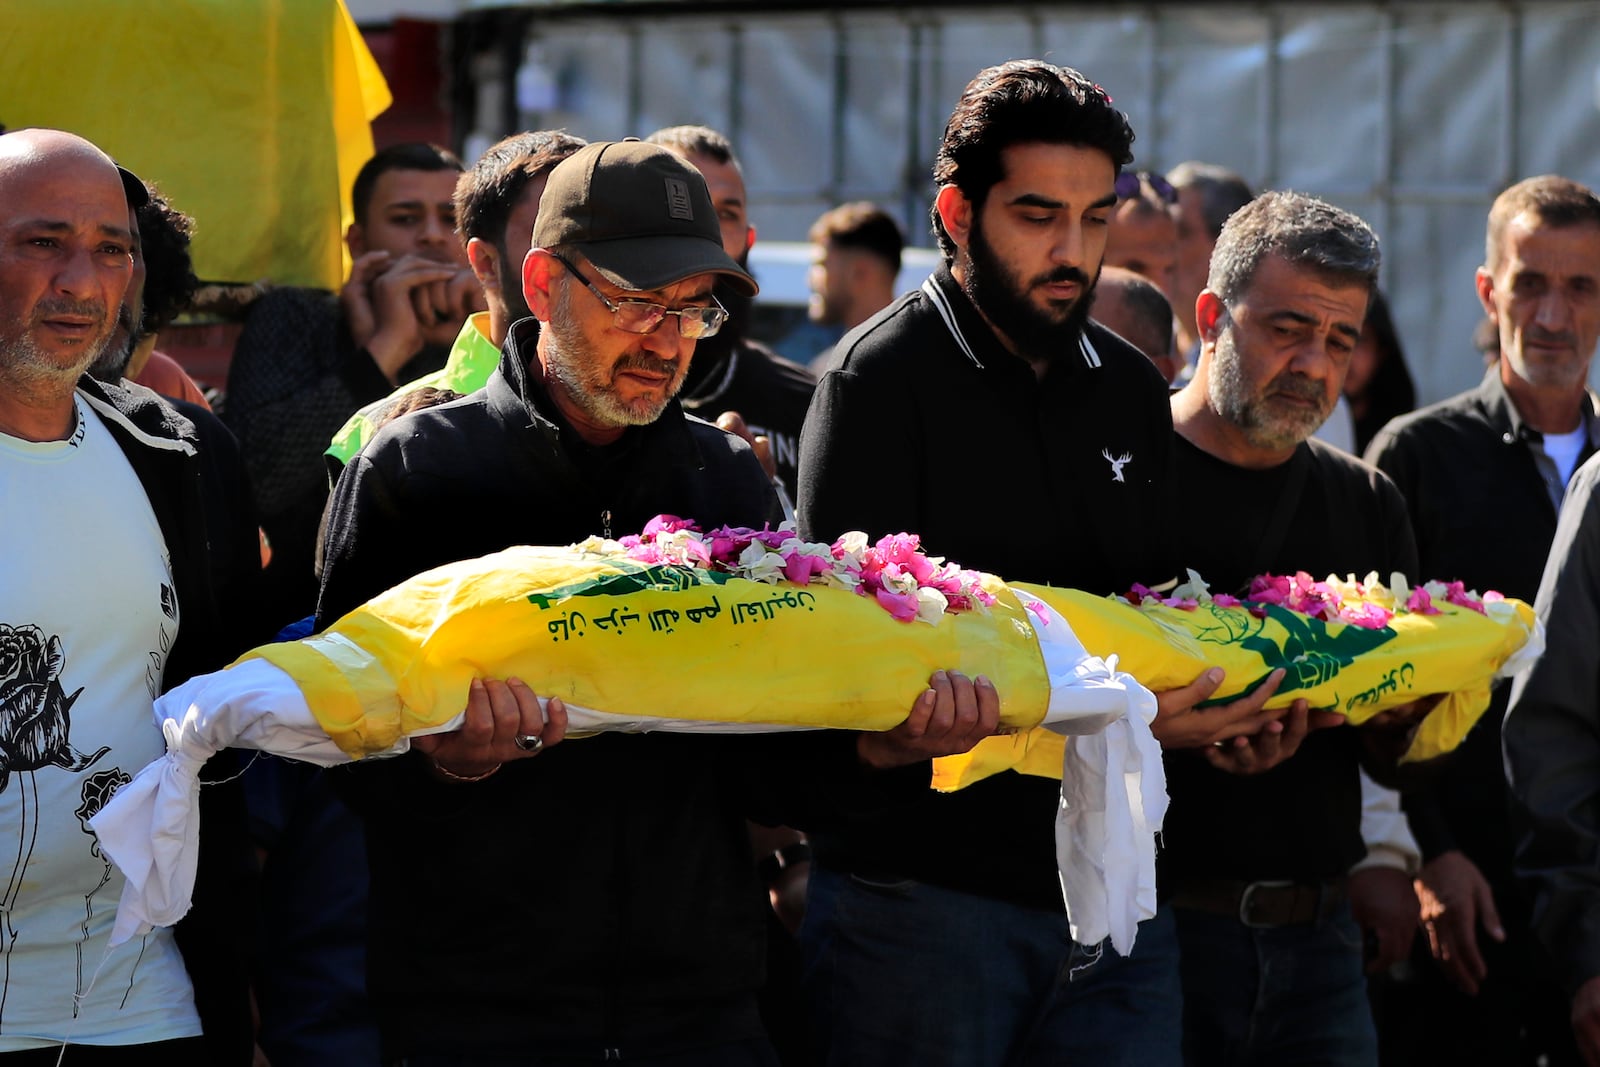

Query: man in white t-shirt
[0,129,262,1064]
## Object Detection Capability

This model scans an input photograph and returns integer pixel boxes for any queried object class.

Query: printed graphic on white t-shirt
[0,398,200,1049]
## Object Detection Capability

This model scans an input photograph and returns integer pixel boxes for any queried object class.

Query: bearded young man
[315,140,996,1067]
[796,60,1293,1067]
[1164,190,1431,1065]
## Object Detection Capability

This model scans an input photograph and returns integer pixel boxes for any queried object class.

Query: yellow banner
[0,0,390,290]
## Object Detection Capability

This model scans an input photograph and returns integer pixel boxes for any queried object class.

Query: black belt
[1169,876,1347,928]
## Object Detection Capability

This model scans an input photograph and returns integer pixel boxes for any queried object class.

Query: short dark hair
[931,60,1135,258]
[351,142,464,228]
[809,202,905,275]
[1096,270,1174,357]
[645,125,739,169]
[135,184,198,336]
[1486,175,1600,270]
[1207,190,1380,306]
[454,130,586,249]
[1166,161,1255,239]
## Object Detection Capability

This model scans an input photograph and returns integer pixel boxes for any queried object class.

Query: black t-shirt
[679,338,816,501]
[1159,433,1419,884]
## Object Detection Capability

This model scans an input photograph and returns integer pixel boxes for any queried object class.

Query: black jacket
[316,320,922,1060]
[79,375,266,1065]
[798,265,1177,910]
[1367,366,1600,879]
[1506,452,1600,995]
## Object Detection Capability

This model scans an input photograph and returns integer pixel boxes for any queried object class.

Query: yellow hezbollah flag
[244,547,1055,759]
[932,581,1538,789]
[238,546,1536,772]
[0,0,390,290]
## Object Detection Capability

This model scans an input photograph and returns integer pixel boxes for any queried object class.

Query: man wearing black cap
[316,139,996,1066]
[0,128,261,1063]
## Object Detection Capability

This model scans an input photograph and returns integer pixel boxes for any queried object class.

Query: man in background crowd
[226,142,481,626]
[790,200,905,373]
[647,125,816,506]
[1377,174,1600,1066]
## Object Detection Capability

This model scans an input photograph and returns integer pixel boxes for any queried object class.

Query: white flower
[914,586,949,626]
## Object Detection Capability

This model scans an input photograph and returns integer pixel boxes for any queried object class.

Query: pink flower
[874,587,919,622]
[782,551,831,585]
[1161,596,1200,611]
[874,532,923,564]
[643,515,697,537]
[1339,601,1394,630]
[1126,583,1155,606]
[1024,599,1051,627]
[752,526,790,551]
[1443,581,1486,614]
[1213,594,1241,608]
[625,543,664,564]
[1406,587,1440,615]
[1247,574,1291,605]
[706,525,756,563]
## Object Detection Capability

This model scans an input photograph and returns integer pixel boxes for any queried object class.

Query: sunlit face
[681,152,752,265]
[498,175,551,326]
[949,141,1116,361]
[1480,214,1600,393]
[348,167,466,265]
[807,240,852,324]
[0,152,135,389]
[1173,185,1215,328]
[539,256,715,432]
[1205,254,1369,455]
[1105,202,1179,302]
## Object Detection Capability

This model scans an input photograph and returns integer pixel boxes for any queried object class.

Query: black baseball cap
[532,139,757,297]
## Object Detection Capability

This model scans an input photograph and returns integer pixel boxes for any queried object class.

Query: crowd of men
[5,54,1600,1067]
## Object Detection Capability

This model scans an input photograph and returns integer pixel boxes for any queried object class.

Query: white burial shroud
[91,592,1166,954]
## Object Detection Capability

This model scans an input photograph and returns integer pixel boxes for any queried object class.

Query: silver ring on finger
[513,733,544,753]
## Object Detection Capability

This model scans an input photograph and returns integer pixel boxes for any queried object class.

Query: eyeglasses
[551,253,728,339]
[1115,170,1178,205]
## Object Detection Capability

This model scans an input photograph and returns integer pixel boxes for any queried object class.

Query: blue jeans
[798,865,1182,1066]
[1174,901,1378,1066]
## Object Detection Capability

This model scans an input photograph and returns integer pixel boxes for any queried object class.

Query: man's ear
[934,185,974,252]
[523,249,559,321]
[743,225,757,256]
[467,237,500,293]
[1195,290,1227,344]
[346,221,367,258]
[1474,266,1499,322]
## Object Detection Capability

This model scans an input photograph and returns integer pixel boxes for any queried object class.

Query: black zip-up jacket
[799,265,1178,911]
[316,320,926,1061]
[78,375,266,1065]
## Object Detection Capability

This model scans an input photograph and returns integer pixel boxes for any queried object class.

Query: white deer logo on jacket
[1101,449,1132,483]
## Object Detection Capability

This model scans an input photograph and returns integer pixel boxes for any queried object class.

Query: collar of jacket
[75,374,198,456]
[920,262,1106,378]
[488,316,710,474]
[1473,362,1600,446]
